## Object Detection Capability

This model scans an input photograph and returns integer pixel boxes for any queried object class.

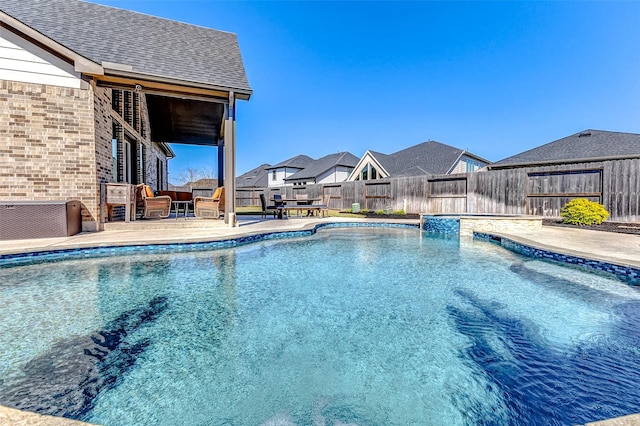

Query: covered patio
[0,0,252,231]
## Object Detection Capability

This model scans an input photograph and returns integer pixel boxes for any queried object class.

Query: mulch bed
[542,219,640,235]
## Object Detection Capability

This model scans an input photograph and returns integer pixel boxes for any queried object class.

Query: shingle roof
[0,0,252,93]
[236,163,270,188]
[371,141,466,176]
[266,155,314,170]
[491,129,640,168]
[286,152,359,181]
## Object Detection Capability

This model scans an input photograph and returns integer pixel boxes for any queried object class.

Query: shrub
[374,210,385,215]
[560,198,609,226]
[391,210,406,215]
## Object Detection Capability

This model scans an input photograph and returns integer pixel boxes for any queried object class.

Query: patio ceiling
[146,94,225,146]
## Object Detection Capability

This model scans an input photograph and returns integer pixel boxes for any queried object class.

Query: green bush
[391,210,406,215]
[374,210,385,215]
[560,198,609,226]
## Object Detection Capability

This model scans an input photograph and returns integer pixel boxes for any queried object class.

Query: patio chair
[135,184,171,219]
[194,187,225,219]
[273,193,287,218]
[259,193,278,219]
[314,194,331,218]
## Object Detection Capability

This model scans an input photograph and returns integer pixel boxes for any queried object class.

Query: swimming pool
[0,227,639,425]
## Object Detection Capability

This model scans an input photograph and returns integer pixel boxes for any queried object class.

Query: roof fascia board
[369,153,390,176]
[96,75,231,102]
[487,153,640,170]
[446,151,465,174]
[99,68,252,100]
[0,13,103,74]
[158,142,175,158]
[464,151,492,165]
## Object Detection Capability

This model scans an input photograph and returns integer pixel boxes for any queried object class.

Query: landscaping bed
[543,218,640,235]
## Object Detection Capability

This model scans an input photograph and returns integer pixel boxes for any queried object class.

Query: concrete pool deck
[1,216,640,425]
[1,216,639,270]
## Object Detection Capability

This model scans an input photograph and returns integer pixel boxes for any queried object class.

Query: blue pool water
[1,228,640,425]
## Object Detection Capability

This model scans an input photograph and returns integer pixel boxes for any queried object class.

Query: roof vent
[578,131,592,137]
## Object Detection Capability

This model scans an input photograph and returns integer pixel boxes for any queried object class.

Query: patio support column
[224,92,237,227]
[217,138,224,187]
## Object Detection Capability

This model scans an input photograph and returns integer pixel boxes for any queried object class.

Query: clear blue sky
[92,1,640,184]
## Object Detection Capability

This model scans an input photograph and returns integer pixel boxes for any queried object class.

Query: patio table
[172,200,190,219]
[271,198,321,219]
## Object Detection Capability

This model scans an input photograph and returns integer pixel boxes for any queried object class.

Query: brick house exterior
[1,81,172,230]
[1,0,252,231]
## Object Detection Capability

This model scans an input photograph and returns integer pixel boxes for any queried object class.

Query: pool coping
[0,220,419,265]
[474,231,640,284]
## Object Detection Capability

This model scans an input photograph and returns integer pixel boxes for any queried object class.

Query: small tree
[560,198,609,226]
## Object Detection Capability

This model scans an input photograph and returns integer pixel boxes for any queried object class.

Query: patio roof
[0,0,252,146]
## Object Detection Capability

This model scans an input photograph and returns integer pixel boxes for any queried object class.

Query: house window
[362,167,368,181]
[371,166,377,180]
[123,139,132,183]
[157,158,164,190]
[111,137,118,180]
[466,159,475,172]
[272,170,276,181]
[139,144,145,182]
[112,121,121,181]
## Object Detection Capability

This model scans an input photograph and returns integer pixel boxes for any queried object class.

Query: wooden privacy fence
[236,157,640,222]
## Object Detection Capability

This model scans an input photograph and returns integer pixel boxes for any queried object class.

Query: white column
[224,92,237,227]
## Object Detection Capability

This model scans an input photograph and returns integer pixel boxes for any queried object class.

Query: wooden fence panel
[364,181,391,210]
[603,159,640,221]
[391,176,428,213]
[236,188,264,207]
[425,175,467,213]
[238,158,640,221]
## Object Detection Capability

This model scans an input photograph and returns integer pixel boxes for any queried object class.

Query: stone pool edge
[474,231,640,285]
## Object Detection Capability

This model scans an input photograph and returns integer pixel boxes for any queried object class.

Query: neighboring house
[347,141,490,181]
[0,0,251,230]
[265,155,314,187]
[487,129,640,169]
[486,129,640,219]
[285,152,360,186]
[236,163,271,188]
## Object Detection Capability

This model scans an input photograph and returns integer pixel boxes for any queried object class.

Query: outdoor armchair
[194,187,225,219]
[135,184,171,219]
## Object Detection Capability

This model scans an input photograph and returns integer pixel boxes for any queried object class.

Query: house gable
[449,153,490,174]
[347,151,390,181]
[0,27,82,89]
[285,152,359,184]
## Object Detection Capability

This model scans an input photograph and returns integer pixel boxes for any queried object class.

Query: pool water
[1,228,640,425]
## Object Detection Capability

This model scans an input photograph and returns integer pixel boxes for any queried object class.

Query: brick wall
[1,81,172,231]
[0,80,99,230]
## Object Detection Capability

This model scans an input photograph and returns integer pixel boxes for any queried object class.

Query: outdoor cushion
[144,185,154,198]
[212,187,223,200]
